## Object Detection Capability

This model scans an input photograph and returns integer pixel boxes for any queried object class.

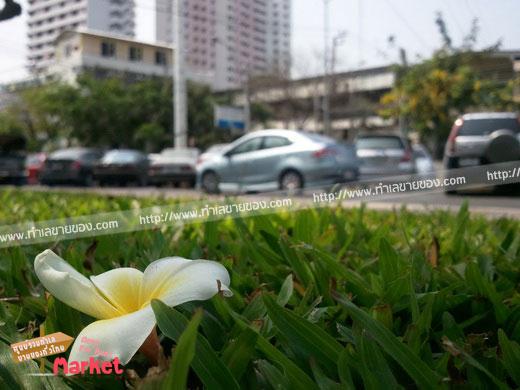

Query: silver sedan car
[196,130,359,193]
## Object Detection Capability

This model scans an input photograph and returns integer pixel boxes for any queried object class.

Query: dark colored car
[25,153,47,185]
[148,148,199,187]
[94,149,149,186]
[0,135,27,185]
[40,148,103,186]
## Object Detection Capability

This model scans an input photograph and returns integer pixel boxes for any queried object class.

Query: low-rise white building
[48,29,173,83]
[27,0,136,74]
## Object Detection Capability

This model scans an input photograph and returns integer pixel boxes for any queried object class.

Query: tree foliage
[379,13,518,156]
[2,74,223,151]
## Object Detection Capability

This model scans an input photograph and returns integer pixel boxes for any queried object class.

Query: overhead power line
[382,0,434,51]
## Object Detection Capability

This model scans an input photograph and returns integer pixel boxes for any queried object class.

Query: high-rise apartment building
[266,0,291,77]
[156,0,291,91]
[27,0,135,74]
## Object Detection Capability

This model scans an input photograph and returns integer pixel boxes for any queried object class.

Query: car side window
[262,136,291,149]
[228,137,263,155]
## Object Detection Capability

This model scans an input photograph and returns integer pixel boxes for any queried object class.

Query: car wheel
[202,171,220,194]
[486,129,520,163]
[280,170,303,192]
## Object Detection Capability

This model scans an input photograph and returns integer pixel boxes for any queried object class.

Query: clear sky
[1,0,519,84]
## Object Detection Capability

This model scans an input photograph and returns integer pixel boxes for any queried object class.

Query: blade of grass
[497,329,520,386]
[334,294,442,390]
[162,309,203,390]
[264,294,343,368]
[221,328,258,381]
[227,305,318,389]
[151,300,240,390]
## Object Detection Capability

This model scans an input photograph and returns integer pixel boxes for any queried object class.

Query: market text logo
[53,336,122,376]
[10,332,73,363]
[53,356,124,375]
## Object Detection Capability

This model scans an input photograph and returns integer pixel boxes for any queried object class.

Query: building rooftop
[55,28,173,51]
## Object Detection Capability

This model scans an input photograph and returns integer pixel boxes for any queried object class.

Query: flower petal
[142,257,232,307]
[90,268,144,313]
[67,305,156,367]
[34,249,119,319]
[141,257,191,302]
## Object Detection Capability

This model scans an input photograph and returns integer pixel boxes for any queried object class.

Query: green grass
[1,189,520,389]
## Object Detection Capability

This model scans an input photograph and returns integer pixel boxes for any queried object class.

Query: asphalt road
[15,183,520,219]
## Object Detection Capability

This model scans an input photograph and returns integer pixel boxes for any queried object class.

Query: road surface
[15,184,520,219]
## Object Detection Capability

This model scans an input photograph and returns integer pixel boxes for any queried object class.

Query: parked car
[25,152,47,185]
[0,135,26,185]
[94,149,149,186]
[148,148,199,187]
[444,112,520,169]
[355,134,415,178]
[40,148,103,186]
[413,144,435,176]
[197,129,359,193]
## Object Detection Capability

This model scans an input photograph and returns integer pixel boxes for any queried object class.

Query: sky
[1,0,520,84]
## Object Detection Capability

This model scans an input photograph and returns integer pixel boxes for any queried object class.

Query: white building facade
[48,29,173,83]
[27,0,135,74]
[156,0,291,91]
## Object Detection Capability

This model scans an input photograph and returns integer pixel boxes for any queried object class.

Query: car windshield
[49,149,87,160]
[102,151,142,163]
[356,137,404,149]
[459,118,520,135]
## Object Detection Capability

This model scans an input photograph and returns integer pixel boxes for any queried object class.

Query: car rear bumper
[359,164,415,178]
[443,156,486,169]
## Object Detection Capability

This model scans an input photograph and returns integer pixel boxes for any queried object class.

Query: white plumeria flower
[34,249,232,366]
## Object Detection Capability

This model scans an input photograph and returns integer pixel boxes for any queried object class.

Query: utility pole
[331,31,347,76]
[322,0,331,136]
[398,47,408,135]
[172,0,187,148]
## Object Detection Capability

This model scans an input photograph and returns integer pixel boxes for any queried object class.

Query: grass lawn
[0,188,519,389]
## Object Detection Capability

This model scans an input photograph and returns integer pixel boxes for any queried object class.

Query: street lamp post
[172,0,187,148]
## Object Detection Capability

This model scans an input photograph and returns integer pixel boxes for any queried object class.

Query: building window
[101,41,116,57]
[64,44,73,57]
[129,46,143,61]
[155,50,167,65]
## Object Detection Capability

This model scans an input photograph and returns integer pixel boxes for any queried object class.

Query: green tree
[2,74,219,151]
[379,13,516,157]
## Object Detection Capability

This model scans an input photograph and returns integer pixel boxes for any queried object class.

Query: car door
[240,136,293,186]
[220,137,263,187]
